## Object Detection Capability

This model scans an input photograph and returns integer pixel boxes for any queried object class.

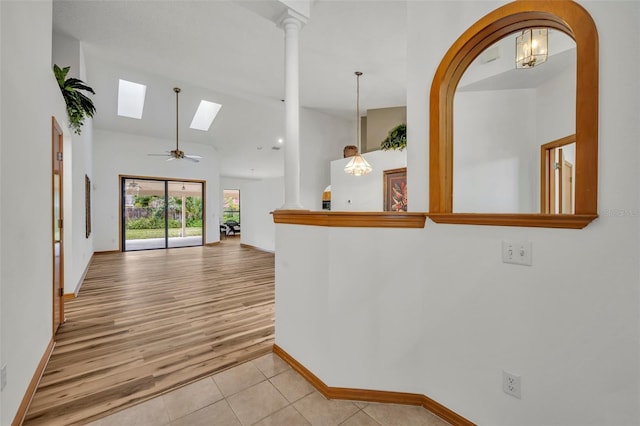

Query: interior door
[557,148,564,213]
[540,137,576,214]
[548,147,557,214]
[561,160,574,214]
[52,117,64,335]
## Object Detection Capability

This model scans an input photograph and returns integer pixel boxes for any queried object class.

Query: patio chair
[225,220,240,236]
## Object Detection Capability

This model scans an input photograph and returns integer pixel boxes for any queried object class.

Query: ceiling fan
[148,87,202,163]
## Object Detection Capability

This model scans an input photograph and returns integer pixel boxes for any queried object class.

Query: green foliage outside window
[126,195,203,229]
[223,191,240,224]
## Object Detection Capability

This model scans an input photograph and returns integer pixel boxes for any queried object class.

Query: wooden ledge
[271,210,596,229]
[271,210,427,228]
[427,213,598,229]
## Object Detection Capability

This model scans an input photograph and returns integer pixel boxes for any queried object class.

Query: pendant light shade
[344,154,372,176]
[516,28,548,69]
[344,71,372,176]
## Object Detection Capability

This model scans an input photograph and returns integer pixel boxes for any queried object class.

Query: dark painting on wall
[85,174,91,238]
[383,168,407,212]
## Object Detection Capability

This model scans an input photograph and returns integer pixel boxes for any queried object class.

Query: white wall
[92,129,220,251]
[52,32,80,79]
[276,2,640,426]
[0,1,70,423]
[536,62,576,145]
[300,108,352,210]
[217,108,349,250]
[220,177,254,195]
[52,32,95,295]
[0,2,4,422]
[454,89,536,213]
[330,150,406,211]
[220,176,256,224]
[242,177,284,252]
[67,118,94,294]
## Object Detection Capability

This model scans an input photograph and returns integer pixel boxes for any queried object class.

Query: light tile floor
[88,353,450,426]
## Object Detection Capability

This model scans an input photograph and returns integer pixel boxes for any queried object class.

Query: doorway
[52,117,64,335]
[541,135,576,214]
[121,176,205,251]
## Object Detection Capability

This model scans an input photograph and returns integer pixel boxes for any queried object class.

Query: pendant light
[344,71,372,176]
[516,28,548,69]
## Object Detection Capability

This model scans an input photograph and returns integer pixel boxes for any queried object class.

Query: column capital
[277,8,307,30]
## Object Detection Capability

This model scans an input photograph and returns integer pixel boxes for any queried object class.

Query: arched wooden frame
[429,0,598,229]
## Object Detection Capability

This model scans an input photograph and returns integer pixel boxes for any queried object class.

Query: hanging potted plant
[53,64,96,135]
[380,123,407,151]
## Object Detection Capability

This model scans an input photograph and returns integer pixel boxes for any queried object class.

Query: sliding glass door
[122,177,204,251]
[168,180,203,249]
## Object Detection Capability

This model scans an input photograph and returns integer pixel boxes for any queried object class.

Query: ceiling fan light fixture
[148,87,203,163]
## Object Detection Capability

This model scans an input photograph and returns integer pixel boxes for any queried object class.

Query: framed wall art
[383,167,407,212]
[85,174,91,238]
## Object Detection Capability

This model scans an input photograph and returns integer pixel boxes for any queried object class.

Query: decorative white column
[278,11,306,210]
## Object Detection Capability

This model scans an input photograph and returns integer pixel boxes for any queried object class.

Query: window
[223,189,240,223]
[121,177,205,251]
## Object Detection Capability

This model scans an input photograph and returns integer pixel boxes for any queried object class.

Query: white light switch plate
[502,241,532,266]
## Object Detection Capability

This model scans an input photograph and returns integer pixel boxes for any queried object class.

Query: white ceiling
[52,0,408,179]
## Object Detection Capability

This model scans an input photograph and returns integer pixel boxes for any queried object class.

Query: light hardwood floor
[24,238,275,425]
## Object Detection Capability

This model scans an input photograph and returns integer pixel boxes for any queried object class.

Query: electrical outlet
[1,365,7,391]
[502,241,532,266]
[503,370,521,399]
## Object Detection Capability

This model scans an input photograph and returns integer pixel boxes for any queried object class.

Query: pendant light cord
[355,71,362,152]
[174,87,180,151]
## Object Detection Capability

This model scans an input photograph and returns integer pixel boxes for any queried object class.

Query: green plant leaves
[380,123,407,151]
[53,64,96,135]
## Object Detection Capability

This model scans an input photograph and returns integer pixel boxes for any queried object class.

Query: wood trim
[272,210,427,228]
[70,252,94,297]
[94,250,120,255]
[273,344,474,426]
[429,0,598,228]
[541,144,550,214]
[118,176,123,252]
[12,338,56,426]
[427,213,597,229]
[270,210,596,229]
[240,243,274,253]
[52,117,64,335]
[63,293,75,301]
[540,135,576,214]
[204,241,221,247]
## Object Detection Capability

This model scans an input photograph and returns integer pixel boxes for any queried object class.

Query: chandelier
[516,28,548,69]
[344,71,372,176]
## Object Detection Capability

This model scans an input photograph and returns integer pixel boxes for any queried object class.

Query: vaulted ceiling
[52,0,408,178]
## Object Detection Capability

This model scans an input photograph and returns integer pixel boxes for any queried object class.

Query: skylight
[117,79,146,119]
[190,100,222,131]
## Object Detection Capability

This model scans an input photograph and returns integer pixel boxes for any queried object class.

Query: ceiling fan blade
[184,156,200,163]
[185,154,202,159]
[166,157,176,162]
[148,153,170,157]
